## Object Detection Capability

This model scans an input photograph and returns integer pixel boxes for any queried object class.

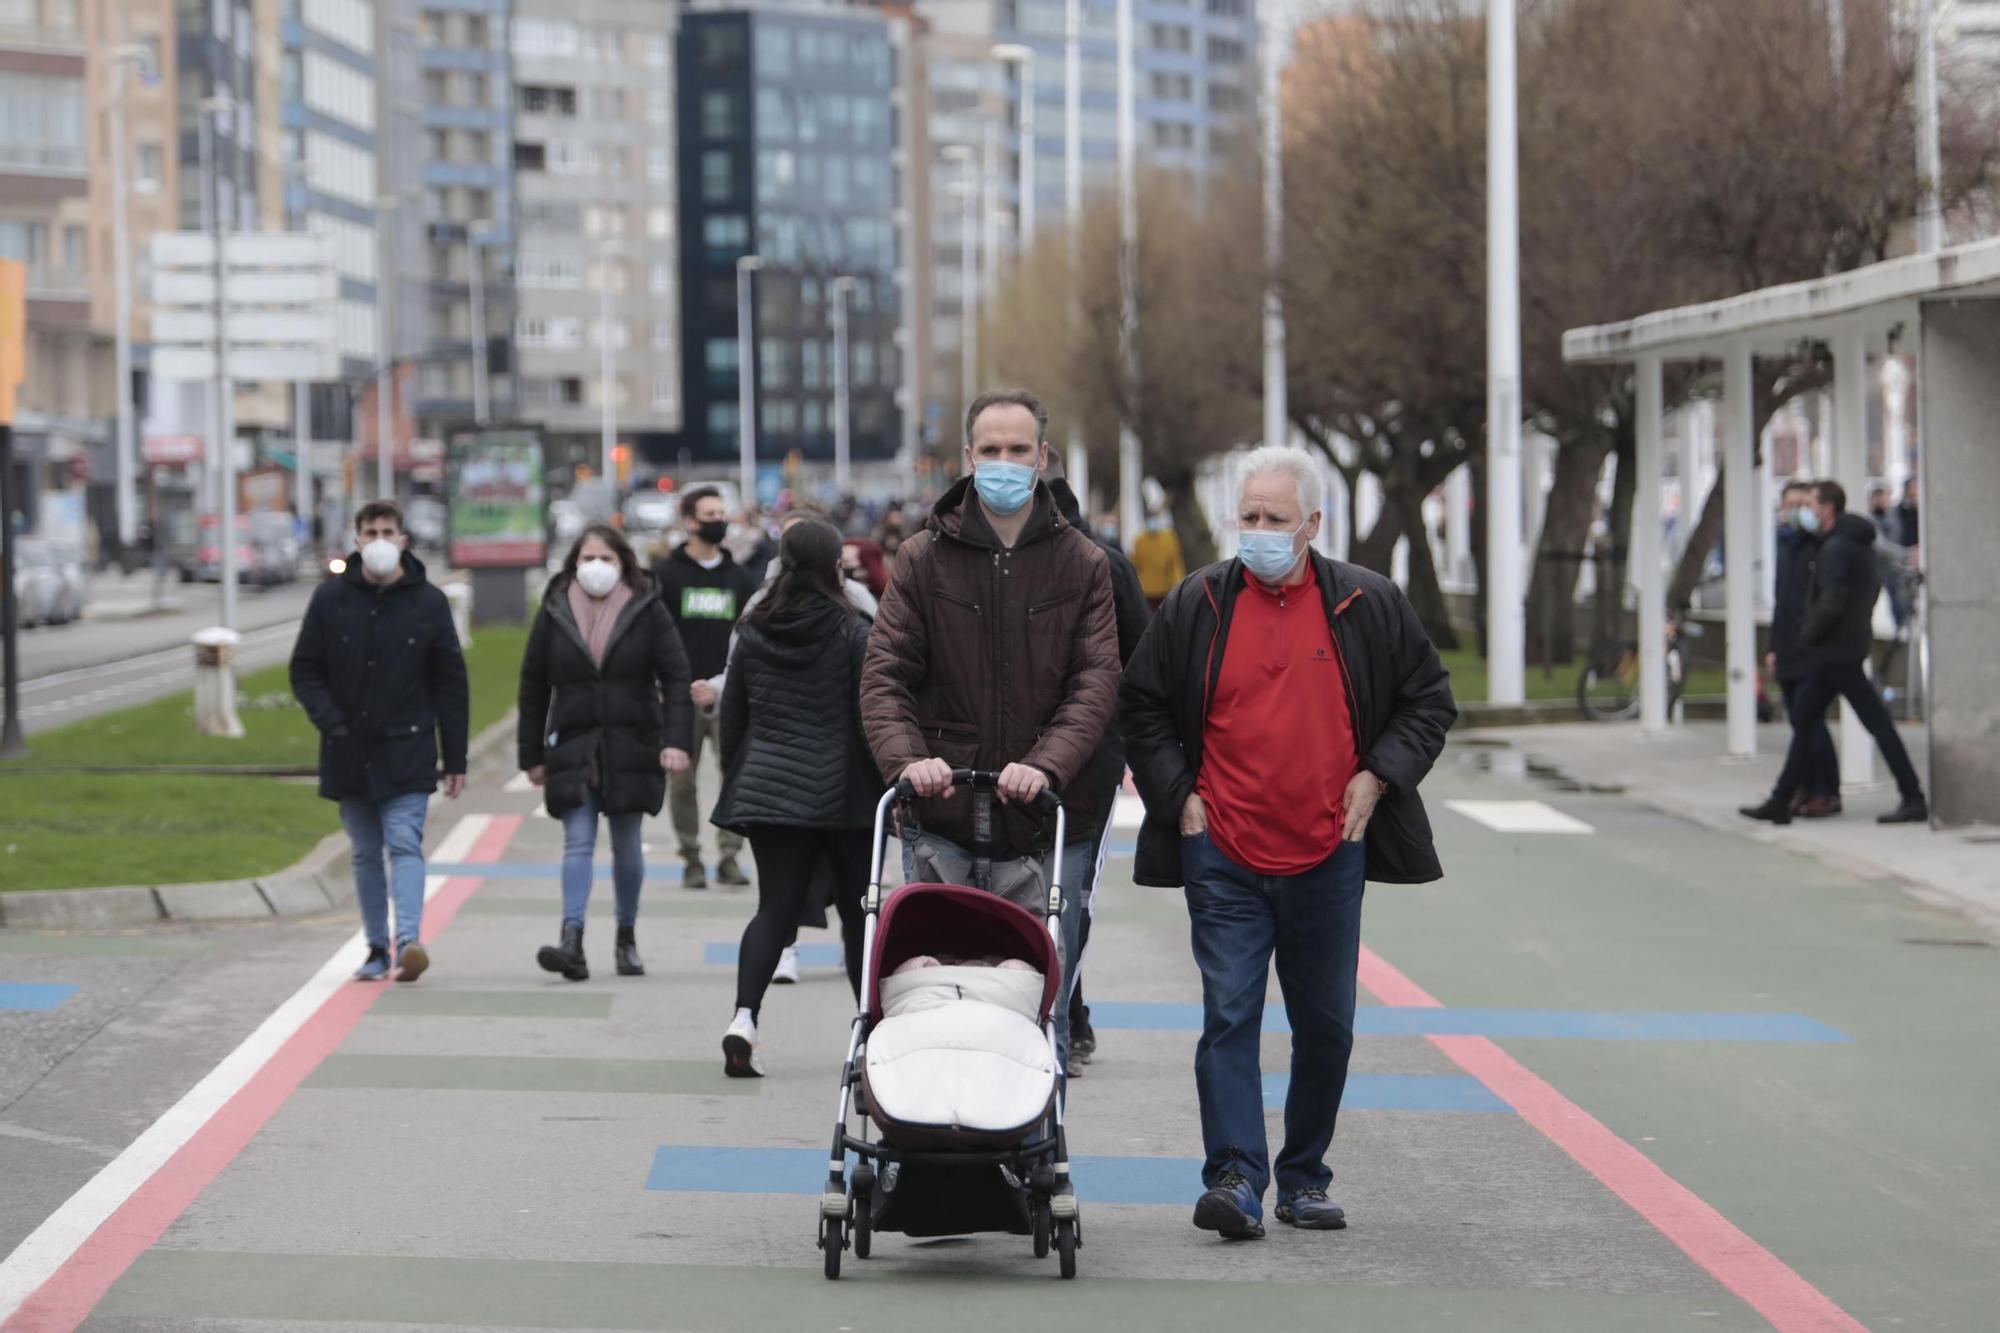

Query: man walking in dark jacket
[1768,482,1840,816]
[655,485,761,888]
[1120,445,1455,1240]
[290,501,469,982]
[860,387,1122,1075]
[1742,481,1928,826]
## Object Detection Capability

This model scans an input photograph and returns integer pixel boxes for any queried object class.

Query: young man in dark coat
[1119,445,1456,1241]
[655,485,761,888]
[1768,481,1840,816]
[290,501,470,983]
[1742,480,1928,826]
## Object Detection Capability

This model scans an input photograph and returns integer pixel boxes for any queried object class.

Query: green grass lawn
[1437,645,1728,705]
[0,623,530,893]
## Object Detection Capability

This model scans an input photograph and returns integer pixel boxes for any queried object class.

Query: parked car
[404,497,447,551]
[195,515,295,586]
[10,539,82,626]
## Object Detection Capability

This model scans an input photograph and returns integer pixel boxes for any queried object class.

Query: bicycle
[1576,616,1695,722]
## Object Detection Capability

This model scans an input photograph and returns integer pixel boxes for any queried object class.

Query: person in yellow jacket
[1132,514,1186,609]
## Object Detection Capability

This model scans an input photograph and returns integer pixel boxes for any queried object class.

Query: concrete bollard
[192,627,244,738]
[444,581,473,648]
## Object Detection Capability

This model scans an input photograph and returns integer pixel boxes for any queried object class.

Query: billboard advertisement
[447,428,547,569]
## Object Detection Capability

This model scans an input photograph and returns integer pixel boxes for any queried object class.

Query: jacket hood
[741,596,854,664]
[342,547,429,591]
[1046,477,1095,540]
[1831,512,1878,546]
[927,474,1066,550]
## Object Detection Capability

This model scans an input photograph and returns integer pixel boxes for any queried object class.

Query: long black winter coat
[290,552,469,801]
[1801,513,1882,667]
[1770,526,1816,684]
[517,580,695,818]
[712,597,878,832]
[1119,553,1457,887]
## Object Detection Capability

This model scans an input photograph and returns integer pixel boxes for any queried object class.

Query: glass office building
[678,7,902,470]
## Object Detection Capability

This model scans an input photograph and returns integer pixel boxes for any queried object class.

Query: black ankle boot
[537,922,588,981]
[615,924,645,977]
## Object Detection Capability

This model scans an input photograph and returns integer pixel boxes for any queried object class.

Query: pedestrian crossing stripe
[1444,799,1594,834]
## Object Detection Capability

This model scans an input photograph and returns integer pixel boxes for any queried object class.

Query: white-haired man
[1119,445,1457,1239]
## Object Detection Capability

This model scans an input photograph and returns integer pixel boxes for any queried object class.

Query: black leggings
[738,827,871,1018]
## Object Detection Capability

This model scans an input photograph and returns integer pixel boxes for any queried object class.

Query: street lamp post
[108,42,151,554]
[735,255,762,508]
[598,240,620,481]
[284,153,314,536]
[943,144,977,420]
[831,275,856,495]
[993,44,1037,256]
[1064,0,1086,497]
[197,95,240,631]
[470,220,494,424]
[1485,0,1525,704]
[1115,0,1142,551]
[1261,6,1286,454]
[373,194,399,504]
[1916,0,1943,253]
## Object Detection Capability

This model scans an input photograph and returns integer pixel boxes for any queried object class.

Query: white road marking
[0,814,491,1324]
[1445,799,1594,835]
[1111,793,1148,831]
[502,772,535,794]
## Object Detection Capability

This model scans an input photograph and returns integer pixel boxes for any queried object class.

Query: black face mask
[695,520,729,545]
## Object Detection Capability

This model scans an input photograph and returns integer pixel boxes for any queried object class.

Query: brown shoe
[1789,793,1809,815]
[1799,796,1844,819]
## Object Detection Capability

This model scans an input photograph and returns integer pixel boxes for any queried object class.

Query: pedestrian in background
[1769,481,1841,818]
[713,518,878,1077]
[654,486,759,889]
[1120,444,1456,1240]
[519,524,693,981]
[861,387,1121,1077]
[290,500,469,983]
[1131,505,1187,611]
[1741,481,1928,827]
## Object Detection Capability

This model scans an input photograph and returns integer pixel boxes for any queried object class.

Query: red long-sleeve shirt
[1196,563,1359,875]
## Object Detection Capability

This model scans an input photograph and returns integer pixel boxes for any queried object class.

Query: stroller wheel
[822,1215,844,1279]
[852,1190,873,1259]
[1055,1217,1077,1279]
[1032,1199,1051,1258]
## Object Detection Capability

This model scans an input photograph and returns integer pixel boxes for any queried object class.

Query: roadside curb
[0,708,520,930]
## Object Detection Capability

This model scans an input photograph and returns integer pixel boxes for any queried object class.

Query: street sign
[447,428,548,569]
[147,231,340,383]
[143,433,203,465]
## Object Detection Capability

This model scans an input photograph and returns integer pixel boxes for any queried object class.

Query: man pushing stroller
[859,387,1121,1075]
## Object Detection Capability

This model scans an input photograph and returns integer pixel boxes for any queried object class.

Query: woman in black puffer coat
[712,518,877,1077]
[518,524,693,982]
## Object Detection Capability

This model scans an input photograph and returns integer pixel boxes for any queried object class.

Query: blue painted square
[702,942,846,968]
[645,1145,1202,1206]
[1263,1072,1508,1113]
[0,983,78,1012]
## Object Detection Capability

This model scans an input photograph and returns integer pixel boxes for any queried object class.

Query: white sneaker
[722,1011,764,1078]
[773,946,801,985]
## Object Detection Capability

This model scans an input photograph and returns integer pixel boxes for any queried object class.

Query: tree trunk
[1468,446,1489,657]
[1604,418,1639,643]
[1389,484,1458,650]
[1667,476,1725,613]
[1157,463,1218,569]
[1521,438,1612,665]
[1349,491,1405,574]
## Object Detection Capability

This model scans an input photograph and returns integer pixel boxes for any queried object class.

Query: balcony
[0,140,86,178]
[0,20,84,53]
[24,265,88,301]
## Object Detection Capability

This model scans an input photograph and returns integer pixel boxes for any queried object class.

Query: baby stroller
[817,769,1080,1279]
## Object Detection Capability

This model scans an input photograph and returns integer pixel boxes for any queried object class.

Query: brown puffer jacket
[861,476,1121,853]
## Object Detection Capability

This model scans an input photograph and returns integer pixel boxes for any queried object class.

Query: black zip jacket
[1770,526,1816,684]
[652,545,760,680]
[1118,553,1456,887]
[517,579,694,818]
[290,551,469,802]
[1801,512,1882,667]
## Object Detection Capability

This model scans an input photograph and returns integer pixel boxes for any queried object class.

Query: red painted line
[5,816,522,1333]
[1357,945,1866,1333]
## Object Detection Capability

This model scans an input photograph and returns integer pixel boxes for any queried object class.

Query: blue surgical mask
[1797,507,1821,534]
[1238,526,1303,582]
[972,460,1037,516]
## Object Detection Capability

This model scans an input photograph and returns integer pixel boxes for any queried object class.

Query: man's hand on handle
[1342,770,1388,843]
[901,757,956,799]
[1180,792,1207,836]
[995,763,1049,806]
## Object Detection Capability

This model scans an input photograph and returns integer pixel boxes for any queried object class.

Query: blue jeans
[561,791,645,928]
[1182,832,1365,1205]
[340,793,431,950]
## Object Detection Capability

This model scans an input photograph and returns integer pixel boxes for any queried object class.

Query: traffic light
[655,476,675,492]
[612,443,632,486]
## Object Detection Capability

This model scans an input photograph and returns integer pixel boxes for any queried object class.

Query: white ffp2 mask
[360,539,402,579]
[575,559,621,598]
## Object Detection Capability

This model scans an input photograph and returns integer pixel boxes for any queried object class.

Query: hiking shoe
[722,1012,764,1078]
[1878,797,1929,825]
[1738,798,1792,826]
[393,940,430,984]
[536,922,589,982]
[683,859,709,891]
[716,856,751,887]
[1275,1187,1347,1230]
[1192,1170,1264,1240]
[353,947,391,982]
[773,946,800,985]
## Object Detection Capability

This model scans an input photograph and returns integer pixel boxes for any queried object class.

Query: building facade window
[702,149,732,202]
[705,339,739,374]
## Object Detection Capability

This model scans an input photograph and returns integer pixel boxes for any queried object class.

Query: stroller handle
[894,767,1062,817]
[867,771,1069,908]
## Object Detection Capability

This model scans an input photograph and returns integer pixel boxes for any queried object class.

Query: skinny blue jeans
[561,790,645,928]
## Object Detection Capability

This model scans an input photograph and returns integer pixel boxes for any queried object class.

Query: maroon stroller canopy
[869,884,1061,1022]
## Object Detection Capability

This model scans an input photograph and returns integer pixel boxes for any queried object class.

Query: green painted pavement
[300,1054,759,1096]
[0,934,212,957]
[96,1251,1767,1331]
[369,990,615,1019]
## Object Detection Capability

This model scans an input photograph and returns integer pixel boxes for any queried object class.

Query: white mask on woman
[575,558,622,598]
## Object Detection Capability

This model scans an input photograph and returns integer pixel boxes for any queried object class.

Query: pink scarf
[566,577,633,668]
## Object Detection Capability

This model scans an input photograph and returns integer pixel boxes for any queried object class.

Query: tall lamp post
[831,275,856,495]
[198,94,239,632]
[108,41,152,554]
[1485,0,1525,703]
[598,239,621,481]
[470,220,494,424]
[735,254,762,508]
[1260,4,1286,454]
[284,153,314,532]
[1916,0,1943,253]
[373,193,400,503]
[1063,0,1086,497]
[942,144,978,420]
[992,43,1036,257]
[1115,0,1142,551]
